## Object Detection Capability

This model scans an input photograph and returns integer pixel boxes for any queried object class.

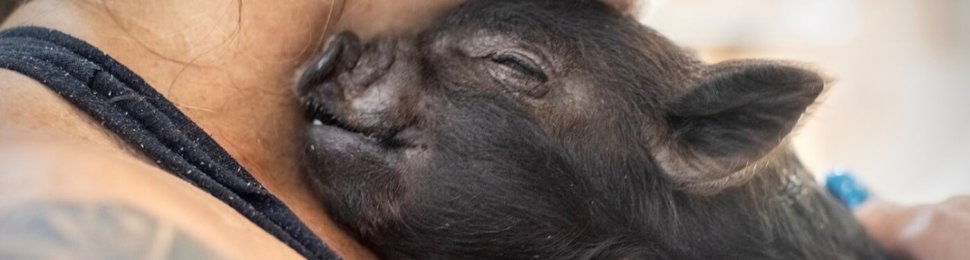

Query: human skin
[856,197,970,260]
[0,0,460,259]
[0,140,305,259]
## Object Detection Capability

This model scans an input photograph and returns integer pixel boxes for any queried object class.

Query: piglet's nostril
[296,32,362,95]
[312,40,341,75]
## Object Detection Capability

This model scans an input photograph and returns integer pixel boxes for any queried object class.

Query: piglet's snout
[298,32,422,138]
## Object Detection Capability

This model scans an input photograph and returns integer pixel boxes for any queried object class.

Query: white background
[642,0,970,203]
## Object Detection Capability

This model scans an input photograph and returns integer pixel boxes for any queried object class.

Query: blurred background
[642,0,970,204]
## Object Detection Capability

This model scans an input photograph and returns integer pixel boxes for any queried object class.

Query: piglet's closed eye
[654,60,824,194]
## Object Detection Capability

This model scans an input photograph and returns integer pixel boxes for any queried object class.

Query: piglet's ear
[655,60,823,194]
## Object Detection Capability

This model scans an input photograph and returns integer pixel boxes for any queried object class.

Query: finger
[853,198,911,255]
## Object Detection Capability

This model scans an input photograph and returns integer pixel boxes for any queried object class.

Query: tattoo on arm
[0,201,225,260]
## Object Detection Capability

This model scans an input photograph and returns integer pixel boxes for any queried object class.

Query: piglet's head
[296,0,823,257]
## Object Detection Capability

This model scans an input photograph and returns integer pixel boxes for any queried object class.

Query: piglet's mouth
[304,103,415,150]
[307,108,385,143]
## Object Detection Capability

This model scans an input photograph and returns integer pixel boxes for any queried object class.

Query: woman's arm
[0,139,303,259]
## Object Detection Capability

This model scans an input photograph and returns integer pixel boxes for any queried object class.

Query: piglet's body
[296,0,893,259]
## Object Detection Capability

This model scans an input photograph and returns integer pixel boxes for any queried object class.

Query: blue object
[825,168,870,210]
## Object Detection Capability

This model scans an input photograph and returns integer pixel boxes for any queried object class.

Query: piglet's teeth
[312,119,324,126]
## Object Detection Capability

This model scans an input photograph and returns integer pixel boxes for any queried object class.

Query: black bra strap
[0,26,335,259]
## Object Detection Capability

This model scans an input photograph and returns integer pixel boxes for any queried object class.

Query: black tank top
[0,26,336,260]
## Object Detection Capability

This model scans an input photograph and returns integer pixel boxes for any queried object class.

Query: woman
[0,0,965,259]
[0,0,458,259]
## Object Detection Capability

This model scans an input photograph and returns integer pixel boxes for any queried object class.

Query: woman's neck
[8,0,342,101]
[2,0,339,174]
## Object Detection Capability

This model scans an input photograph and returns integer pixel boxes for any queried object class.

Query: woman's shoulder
[0,72,302,258]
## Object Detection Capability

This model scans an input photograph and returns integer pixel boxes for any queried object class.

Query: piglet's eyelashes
[489,52,547,81]
[485,51,551,98]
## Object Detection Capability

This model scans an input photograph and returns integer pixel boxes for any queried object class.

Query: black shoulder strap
[0,26,336,260]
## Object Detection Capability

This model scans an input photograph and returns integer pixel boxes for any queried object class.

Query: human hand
[826,170,970,260]
[855,197,970,260]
